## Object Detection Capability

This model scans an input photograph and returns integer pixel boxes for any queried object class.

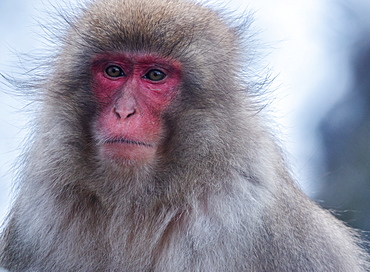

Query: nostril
[113,107,121,119]
[126,109,136,118]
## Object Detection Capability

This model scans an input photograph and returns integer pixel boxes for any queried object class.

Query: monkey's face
[91,52,182,164]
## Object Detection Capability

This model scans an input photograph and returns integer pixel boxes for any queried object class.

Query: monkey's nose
[113,107,137,119]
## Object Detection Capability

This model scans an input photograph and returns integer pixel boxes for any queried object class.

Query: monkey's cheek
[100,143,157,164]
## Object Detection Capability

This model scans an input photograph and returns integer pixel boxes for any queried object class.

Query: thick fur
[1,0,369,271]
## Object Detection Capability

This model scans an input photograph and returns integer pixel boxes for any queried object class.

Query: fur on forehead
[69,0,241,62]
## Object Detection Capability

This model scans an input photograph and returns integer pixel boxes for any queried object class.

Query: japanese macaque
[0,0,369,271]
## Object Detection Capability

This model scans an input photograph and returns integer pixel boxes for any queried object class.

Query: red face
[91,53,182,163]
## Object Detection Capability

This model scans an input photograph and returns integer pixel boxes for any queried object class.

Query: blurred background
[0,0,369,251]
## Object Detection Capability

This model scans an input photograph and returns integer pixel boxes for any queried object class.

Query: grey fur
[1,0,369,271]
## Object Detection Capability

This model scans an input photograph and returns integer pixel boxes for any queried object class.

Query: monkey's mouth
[104,138,153,147]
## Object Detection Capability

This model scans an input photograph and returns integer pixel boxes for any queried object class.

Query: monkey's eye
[105,65,125,77]
[144,69,166,81]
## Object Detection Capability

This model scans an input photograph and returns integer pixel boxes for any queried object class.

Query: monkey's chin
[100,142,157,164]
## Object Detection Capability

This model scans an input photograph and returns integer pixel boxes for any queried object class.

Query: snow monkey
[1,0,369,271]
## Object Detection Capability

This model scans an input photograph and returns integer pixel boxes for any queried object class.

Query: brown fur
[1,0,369,271]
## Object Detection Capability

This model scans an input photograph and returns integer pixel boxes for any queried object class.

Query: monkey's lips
[104,138,153,147]
[100,137,156,162]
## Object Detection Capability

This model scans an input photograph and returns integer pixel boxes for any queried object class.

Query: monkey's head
[44,0,248,172]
